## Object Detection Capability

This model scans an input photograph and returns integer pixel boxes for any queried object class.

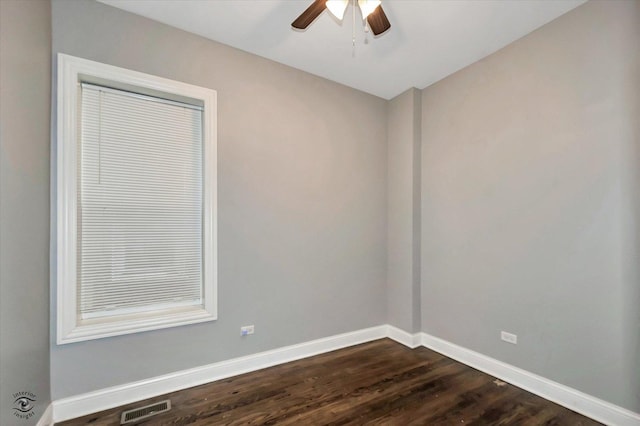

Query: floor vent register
[120,399,171,424]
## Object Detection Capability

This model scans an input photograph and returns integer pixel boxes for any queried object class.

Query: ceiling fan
[292,0,391,36]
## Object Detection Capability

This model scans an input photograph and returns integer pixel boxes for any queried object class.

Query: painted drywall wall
[420,0,639,412]
[0,0,52,424]
[387,88,421,333]
[50,0,387,399]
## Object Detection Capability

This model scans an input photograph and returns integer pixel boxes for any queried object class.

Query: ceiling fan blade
[366,5,391,36]
[292,0,328,30]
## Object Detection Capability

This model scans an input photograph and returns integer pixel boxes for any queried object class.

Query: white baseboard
[419,331,640,426]
[51,325,640,426]
[52,325,387,422]
[36,403,53,426]
[385,324,421,348]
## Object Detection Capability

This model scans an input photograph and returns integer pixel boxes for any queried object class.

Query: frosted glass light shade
[326,0,349,20]
[358,0,381,19]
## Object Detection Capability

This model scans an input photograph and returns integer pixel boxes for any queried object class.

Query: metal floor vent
[120,399,171,424]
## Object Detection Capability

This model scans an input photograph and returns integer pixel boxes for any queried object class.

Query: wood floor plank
[57,339,601,426]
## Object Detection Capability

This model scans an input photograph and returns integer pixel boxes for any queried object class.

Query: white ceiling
[98,0,586,99]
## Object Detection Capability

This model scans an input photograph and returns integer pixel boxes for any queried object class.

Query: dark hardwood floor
[58,339,600,425]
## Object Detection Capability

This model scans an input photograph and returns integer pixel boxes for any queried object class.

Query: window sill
[57,306,216,344]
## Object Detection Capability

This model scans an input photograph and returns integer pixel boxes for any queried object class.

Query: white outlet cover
[501,331,517,344]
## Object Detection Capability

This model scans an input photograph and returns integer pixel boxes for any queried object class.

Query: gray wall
[387,88,421,333]
[420,0,639,412]
[50,0,387,399]
[0,0,52,424]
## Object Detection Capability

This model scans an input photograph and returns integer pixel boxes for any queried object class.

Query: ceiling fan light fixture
[326,0,349,20]
[292,0,390,36]
[357,0,381,20]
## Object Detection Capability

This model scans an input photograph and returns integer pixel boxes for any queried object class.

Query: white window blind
[79,84,204,320]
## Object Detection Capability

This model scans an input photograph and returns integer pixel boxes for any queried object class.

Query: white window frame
[56,53,217,344]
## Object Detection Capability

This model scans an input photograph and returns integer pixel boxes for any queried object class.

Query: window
[56,54,217,344]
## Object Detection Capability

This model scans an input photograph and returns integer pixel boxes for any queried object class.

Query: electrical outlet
[501,331,517,345]
[240,325,254,336]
